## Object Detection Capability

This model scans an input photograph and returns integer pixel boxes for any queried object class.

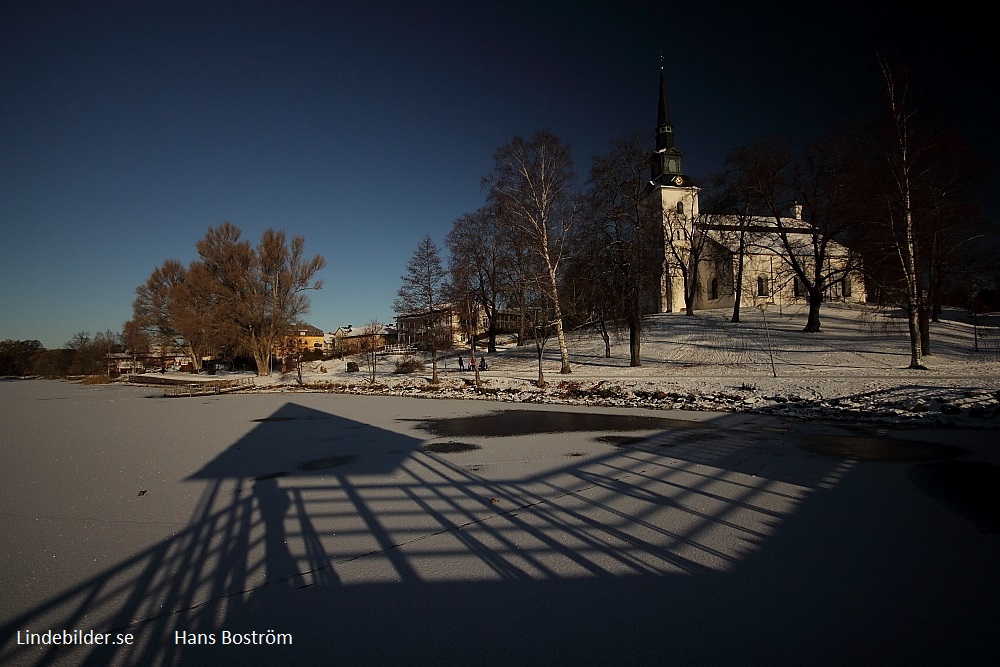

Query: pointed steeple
[650,58,687,186]
[656,56,675,152]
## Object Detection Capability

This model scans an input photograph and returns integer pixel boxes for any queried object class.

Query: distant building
[396,303,519,349]
[276,323,325,358]
[395,306,462,348]
[646,66,865,313]
[329,324,397,356]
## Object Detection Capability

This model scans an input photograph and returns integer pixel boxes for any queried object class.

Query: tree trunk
[731,231,746,323]
[185,344,203,372]
[918,304,931,355]
[629,321,641,367]
[598,319,611,359]
[684,261,697,316]
[902,213,925,368]
[517,301,528,347]
[804,289,823,332]
[253,351,268,376]
[906,304,924,369]
[544,263,572,374]
[487,322,497,354]
[470,340,481,391]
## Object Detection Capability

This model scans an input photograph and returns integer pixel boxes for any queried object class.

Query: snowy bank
[130,304,1000,427]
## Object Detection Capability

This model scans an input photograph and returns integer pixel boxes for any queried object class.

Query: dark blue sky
[1,1,992,348]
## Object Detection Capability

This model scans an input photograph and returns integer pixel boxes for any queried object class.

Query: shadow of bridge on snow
[2,401,997,666]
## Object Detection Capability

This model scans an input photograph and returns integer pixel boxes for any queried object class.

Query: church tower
[650,62,686,186]
[649,61,700,313]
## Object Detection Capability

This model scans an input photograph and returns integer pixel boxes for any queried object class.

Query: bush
[82,375,112,385]
[394,356,424,374]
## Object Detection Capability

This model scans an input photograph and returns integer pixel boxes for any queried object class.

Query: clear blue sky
[1,1,992,348]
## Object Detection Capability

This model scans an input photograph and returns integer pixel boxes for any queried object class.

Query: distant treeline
[1,332,122,378]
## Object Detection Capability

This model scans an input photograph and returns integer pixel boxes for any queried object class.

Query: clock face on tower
[673,175,684,185]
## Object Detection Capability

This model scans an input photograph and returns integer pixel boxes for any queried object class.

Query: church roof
[699,215,852,258]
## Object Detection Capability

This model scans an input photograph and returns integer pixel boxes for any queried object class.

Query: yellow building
[277,323,326,358]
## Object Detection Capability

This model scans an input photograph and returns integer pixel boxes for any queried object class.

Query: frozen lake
[2,380,999,666]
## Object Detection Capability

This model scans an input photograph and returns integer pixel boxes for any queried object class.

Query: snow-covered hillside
[150,304,1000,426]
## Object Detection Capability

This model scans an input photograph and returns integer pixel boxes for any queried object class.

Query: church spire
[656,56,675,152]
[651,58,686,185]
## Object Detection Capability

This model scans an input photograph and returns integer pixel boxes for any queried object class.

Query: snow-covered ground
[140,303,1000,426]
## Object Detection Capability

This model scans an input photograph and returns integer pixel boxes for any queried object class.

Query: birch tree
[485,131,576,374]
[862,53,985,364]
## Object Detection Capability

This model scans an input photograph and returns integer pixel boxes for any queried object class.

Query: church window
[710,277,719,300]
[676,201,684,214]
[793,278,802,297]
[842,277,852,297]
[757,276,769,297]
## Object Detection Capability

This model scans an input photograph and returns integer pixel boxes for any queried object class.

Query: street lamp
[758,302,777,378]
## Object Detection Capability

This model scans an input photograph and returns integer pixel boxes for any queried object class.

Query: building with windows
[328,324,397,356]
[396,304,519,349]
[647,66,866,313]
[276,323,326,358]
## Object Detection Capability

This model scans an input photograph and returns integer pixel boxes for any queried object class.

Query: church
[646,67,866,314]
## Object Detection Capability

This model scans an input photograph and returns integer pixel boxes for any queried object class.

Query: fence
[162,377,255,397]
[381,344,418,355]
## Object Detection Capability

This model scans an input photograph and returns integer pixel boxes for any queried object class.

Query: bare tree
[730,135,863,332]
[132,259,227,371]
[447,246,485,391]
[663,199,712,317]
[877,58,924,367]
[357,320,383,384]
[196,223,325,377]
[575,133,660,366]
[705,167,766,323]
[66,331,97,376]
[445,207,510,354]
[485,131,576,374]
[120,319,150,360]
[524,274,556,387]
[65,330,120,376]
[862,53,985,365]
[395,235,449,384]
[120,319,150,373]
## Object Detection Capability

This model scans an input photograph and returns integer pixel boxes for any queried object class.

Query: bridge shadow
[2,402,997,666]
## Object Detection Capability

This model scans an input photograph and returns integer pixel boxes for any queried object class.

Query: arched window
[710,277,719,300]
[757,276,769,297]
[842,277,852,297]
[676,201,684,214]
[793,278,802,297]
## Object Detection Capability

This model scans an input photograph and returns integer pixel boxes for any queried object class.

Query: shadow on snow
[2,402,999,666]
